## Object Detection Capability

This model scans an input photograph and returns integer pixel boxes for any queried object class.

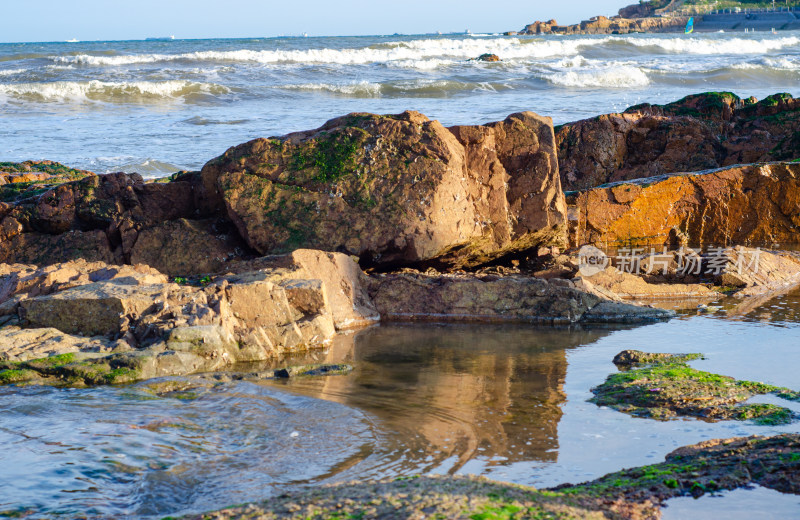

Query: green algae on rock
[0,161,95,203]
[180,434,800,520]
[557,434,800,505]
[592,350,798,424]
[179,474,614,520]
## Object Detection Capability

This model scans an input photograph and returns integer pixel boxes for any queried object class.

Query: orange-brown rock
[199,110,566,269]
[567,162,800,249]
[519,15,686,35]
[557,93,800,190]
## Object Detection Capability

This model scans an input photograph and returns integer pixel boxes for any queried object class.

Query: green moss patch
[289,129,367,183]
[591,350,797,423]
[0,369,38,385]
[558,434,800,504]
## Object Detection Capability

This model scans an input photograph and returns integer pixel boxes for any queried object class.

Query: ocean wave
[182,116,250,126]
[542,66,650,88]
[0,68,26,76]
[617,36,800,54]
[0,80,231,103]
[276,78,515,97]
[105,158,182,176]
[49,38,598,67]
[732,56,800,70]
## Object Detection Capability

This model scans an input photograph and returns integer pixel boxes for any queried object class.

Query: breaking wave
[0,80,231,103]
[543,66,650,88]
[617,35,800,54]
[40,35,800,70]
[276,79,517,97]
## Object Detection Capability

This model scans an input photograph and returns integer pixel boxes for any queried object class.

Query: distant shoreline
[511,4,800,36]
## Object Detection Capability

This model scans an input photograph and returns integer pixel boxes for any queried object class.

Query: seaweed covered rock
[592,350,799,424]
[182,434,800,520]
[0,160,94,203]
[557,92,800,190]
[199,110,566,269]
[559,434,800,505]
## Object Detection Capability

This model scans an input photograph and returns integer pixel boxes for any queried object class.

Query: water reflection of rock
[265,324,617,475]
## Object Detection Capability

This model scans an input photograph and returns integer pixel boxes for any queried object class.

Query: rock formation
[567,162,800,249]
[199,110,566,269]
[519,15,687,36]
[557,92,800,190]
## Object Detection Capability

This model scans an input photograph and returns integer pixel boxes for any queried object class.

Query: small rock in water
[474,53,501,62]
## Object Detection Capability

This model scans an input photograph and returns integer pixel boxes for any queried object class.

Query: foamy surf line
[274,79,519,96]
[44,35,800,68]
[0,80,231,102]
[45,38,608,67]
[613,35,800,54]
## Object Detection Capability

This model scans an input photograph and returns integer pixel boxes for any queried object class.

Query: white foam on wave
[276,78,511,96]
[49,38,602,68]
[543,66,650,88]
[733,55,800,71]
[45,35,800,70]
[0,68,26,76]
[619,36,800,55]
[280,80,383,96]
[0,80,230,102]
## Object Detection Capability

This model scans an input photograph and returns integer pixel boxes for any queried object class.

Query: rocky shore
[2,92,800,387]
[2,90,800,517]
[180,434,800,520]
[513,2,800,36]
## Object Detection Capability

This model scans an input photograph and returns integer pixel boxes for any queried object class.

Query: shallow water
[1,288,798,518]
[662,486,800,520]
[2,32,800,175]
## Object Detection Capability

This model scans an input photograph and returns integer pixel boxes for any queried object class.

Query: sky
[0,0,630,42]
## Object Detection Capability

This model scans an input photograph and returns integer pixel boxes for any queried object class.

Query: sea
[2,31,800,177]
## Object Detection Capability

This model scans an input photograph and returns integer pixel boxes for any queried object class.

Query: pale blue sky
[1,0,629,42]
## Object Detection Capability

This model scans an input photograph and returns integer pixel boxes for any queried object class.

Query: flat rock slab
[19,281,171,336]
[368,272,674,324]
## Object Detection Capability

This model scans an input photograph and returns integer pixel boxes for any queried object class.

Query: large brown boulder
[567,162,800,248]
[199,110,566,269]
[557,93,800,190]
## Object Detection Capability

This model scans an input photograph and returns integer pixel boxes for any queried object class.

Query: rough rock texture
[519,15,687,35]
[0,160,94,203]
[568,162,800,248]
[0,172,252,272]
[558,92,800,190]
[714,247,800,297]
[367,272,674,324]
[575,266,718,301]
[229,249,380,330]
[591,351,798,423]
[129,218,247,276]
[560,434,800,508]
[0,251,381,386]
[199,110,566,269]
[0,327,128,362]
